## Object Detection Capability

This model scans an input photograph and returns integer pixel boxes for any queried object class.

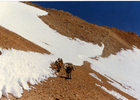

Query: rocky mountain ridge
[0,1,139,100]
[23,1,140,57]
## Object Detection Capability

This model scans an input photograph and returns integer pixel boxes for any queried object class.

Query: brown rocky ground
[22,2,140,57]
[0,26,50,54]
[0,27,136,100]
[0,1,139,100]
[1,61,136,100]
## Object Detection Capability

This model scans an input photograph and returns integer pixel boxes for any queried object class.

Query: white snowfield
[0,1,140,100]
[90,47,140,100]
[0,48,56,99]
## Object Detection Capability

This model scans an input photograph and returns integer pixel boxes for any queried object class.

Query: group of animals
[53,58,76,79]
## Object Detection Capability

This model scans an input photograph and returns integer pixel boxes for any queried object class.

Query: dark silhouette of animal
[54,58,63,72]
[63,63,75,79]
[54,58,76,79]
[0,51,2,55]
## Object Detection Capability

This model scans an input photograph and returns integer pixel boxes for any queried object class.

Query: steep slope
[0,26,50,54]
[40,9,140,57]
[1,62,136,100]
[0,1,140,100]
[23,1,140,57]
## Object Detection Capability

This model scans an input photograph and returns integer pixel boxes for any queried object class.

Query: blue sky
[32,1,140,36]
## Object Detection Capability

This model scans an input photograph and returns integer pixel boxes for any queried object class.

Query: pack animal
[54,58,76,79]
[54,58,63,72]
[63,63,75,79]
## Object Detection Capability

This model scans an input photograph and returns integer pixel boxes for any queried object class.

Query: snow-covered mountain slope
[0,1,140,100]
[90,47,140,100]
[0,1,104,65]
[0,1,104,99]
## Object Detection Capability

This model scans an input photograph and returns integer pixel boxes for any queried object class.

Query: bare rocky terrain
[0,1,139,100]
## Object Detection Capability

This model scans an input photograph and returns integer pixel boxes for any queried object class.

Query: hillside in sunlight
[0,1,140,100]
[23,2,140,57]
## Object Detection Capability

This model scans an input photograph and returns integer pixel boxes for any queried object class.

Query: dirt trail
[0,1,139,100]
[1,62,136,100]
[0,26,135,99]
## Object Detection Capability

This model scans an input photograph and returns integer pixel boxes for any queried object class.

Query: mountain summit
[0,1,140,100]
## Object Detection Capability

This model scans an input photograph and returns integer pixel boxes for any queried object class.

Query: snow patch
[95,84,128,100]
[90,47,140,99]
[89,73,102,82]
[0,48,56,98]
[0,1,104,66]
